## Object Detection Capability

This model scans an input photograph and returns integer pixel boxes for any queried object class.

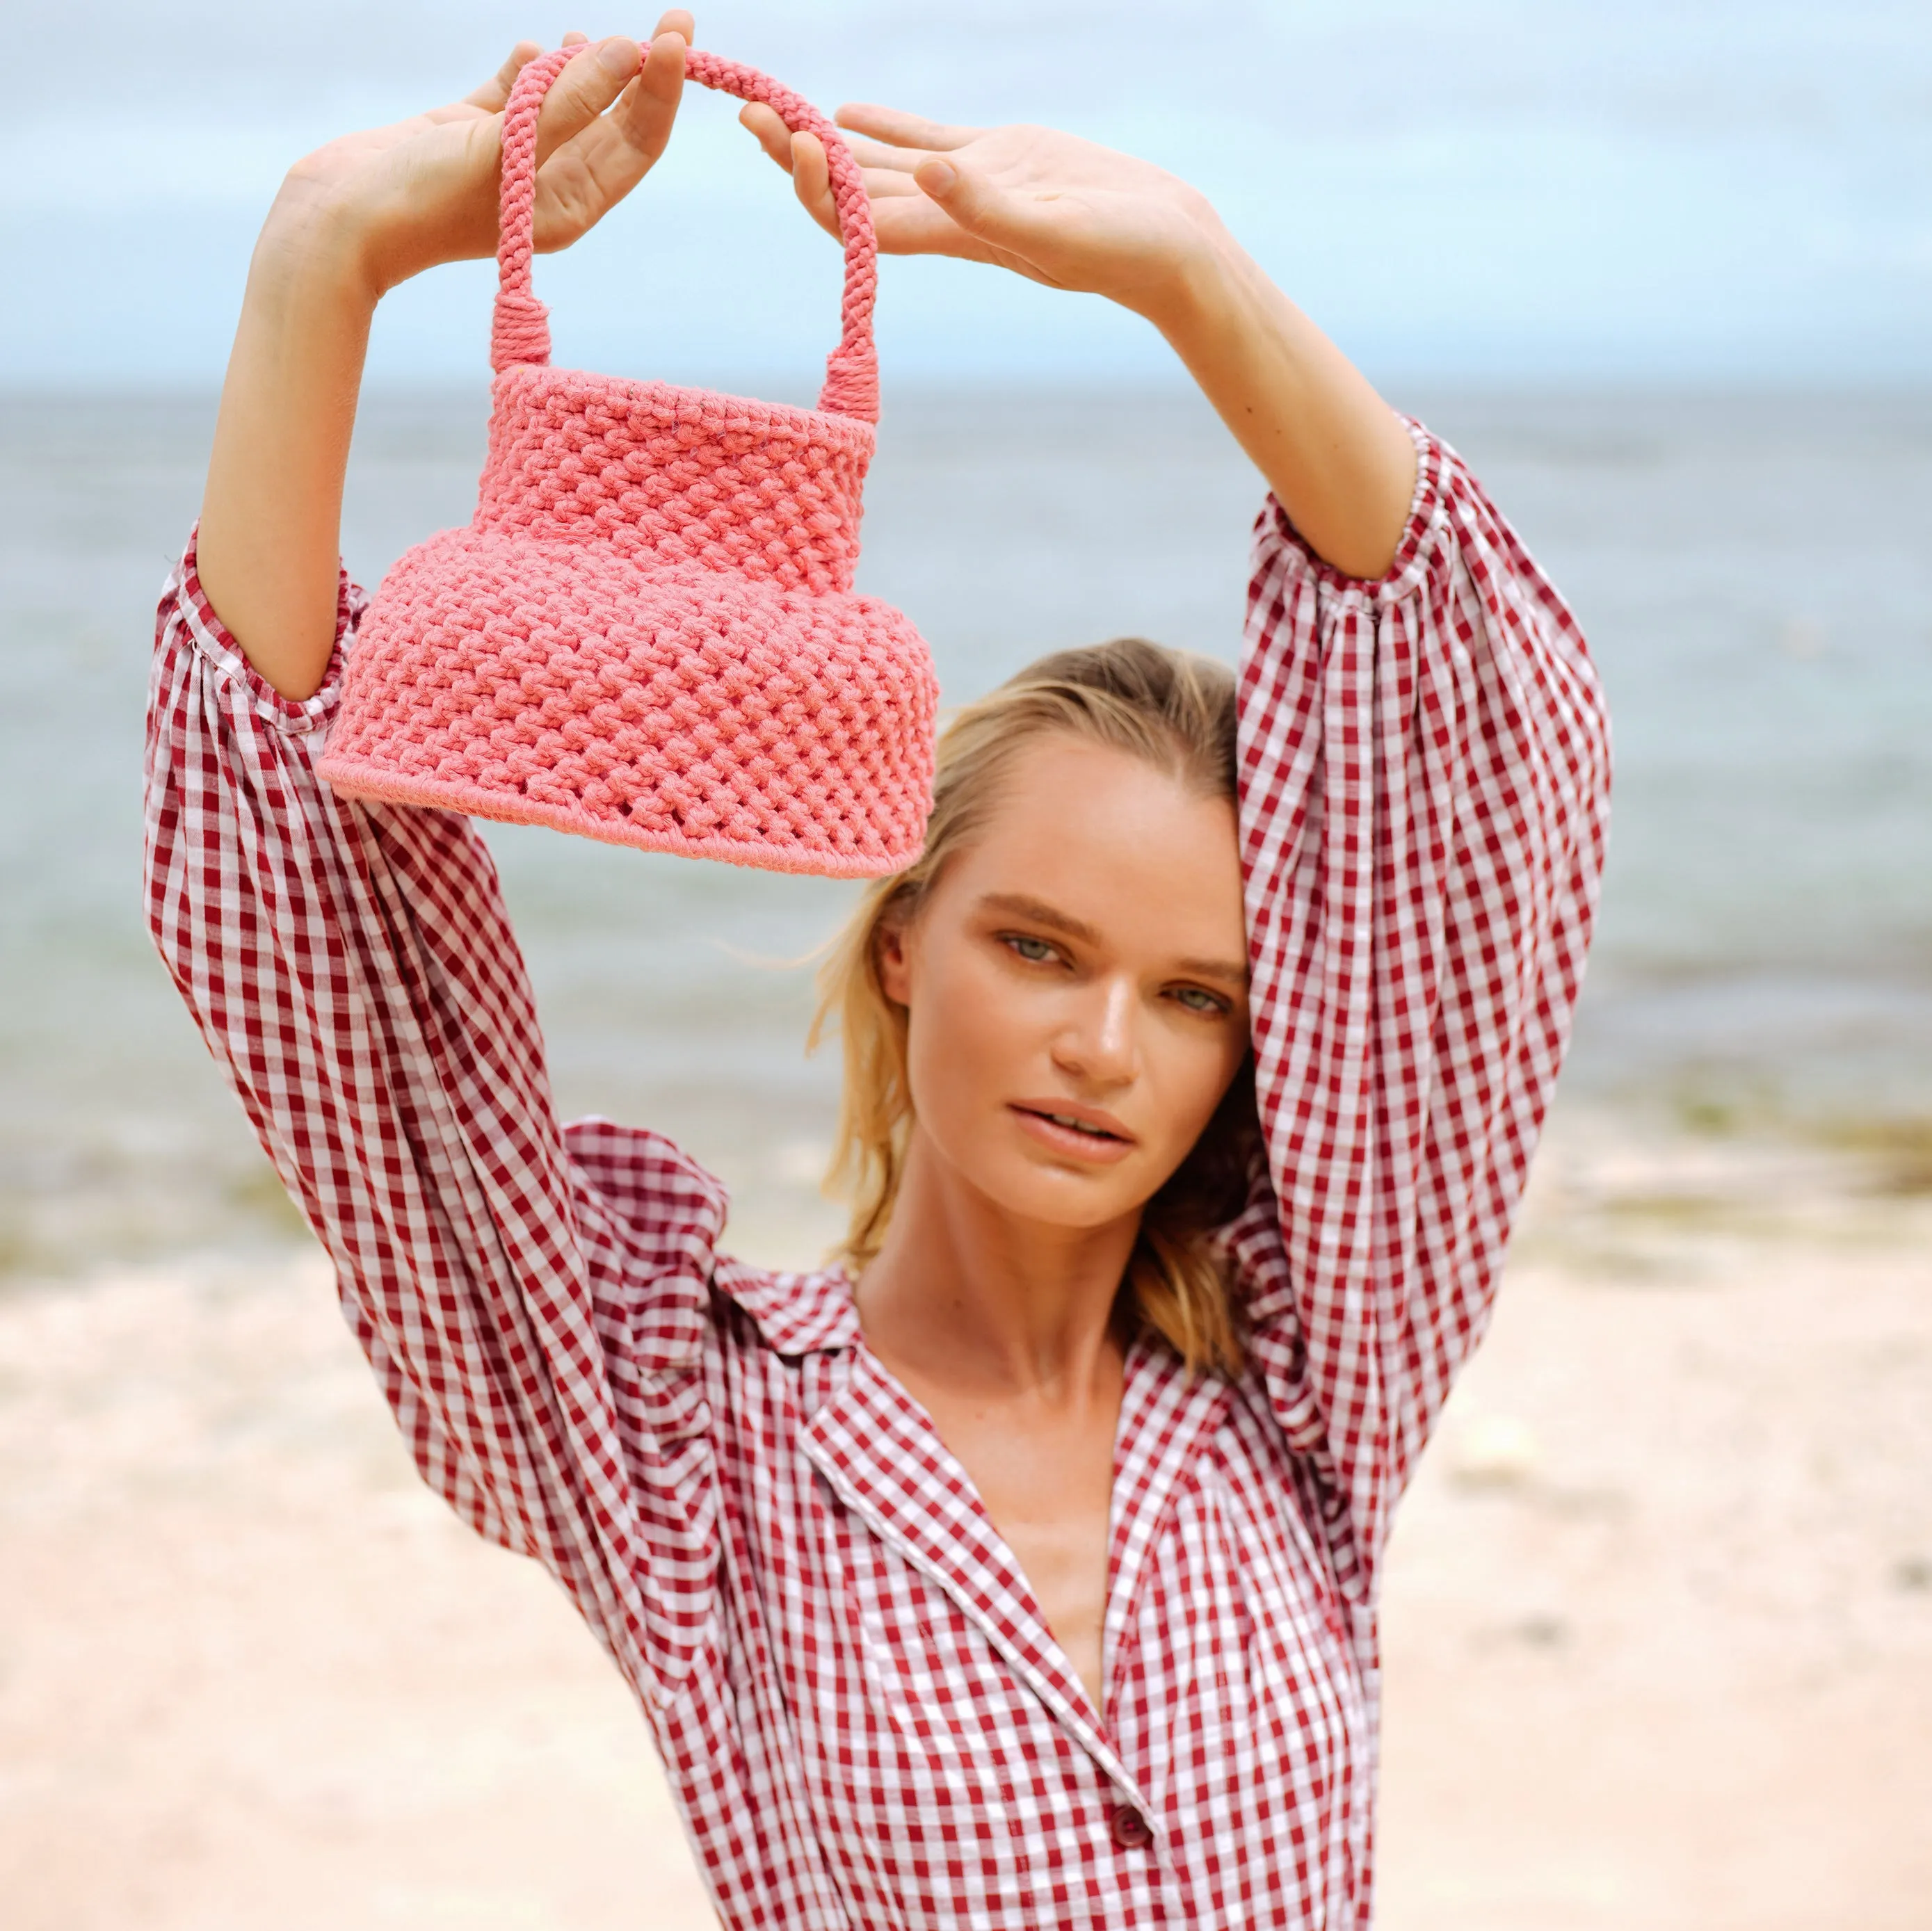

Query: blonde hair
[812,638,1259,1376]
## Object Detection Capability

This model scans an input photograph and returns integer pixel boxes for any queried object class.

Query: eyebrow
[978,892,1250,989]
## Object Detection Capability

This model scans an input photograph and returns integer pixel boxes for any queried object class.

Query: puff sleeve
[1232,423,1611,1596]
[143,533,727,1704]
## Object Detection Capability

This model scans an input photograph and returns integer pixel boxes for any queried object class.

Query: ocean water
[1,387,1929,1275]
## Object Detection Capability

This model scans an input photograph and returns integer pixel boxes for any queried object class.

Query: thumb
[533,37,642,165]
[912,156,1015,239]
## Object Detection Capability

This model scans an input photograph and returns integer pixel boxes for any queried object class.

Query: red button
[1109,1804,1154,1851]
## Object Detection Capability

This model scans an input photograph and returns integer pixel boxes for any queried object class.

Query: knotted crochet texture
[318,45,936,878]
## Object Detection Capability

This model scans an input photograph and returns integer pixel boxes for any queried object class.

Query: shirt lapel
[799,1342,1138,1793]
[1102,1336,1232,1714]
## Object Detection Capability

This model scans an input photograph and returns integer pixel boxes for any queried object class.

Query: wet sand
[1,1109,1927,1930]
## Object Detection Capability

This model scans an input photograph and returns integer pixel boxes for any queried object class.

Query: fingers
[867,193,1012,268]
[742,102,917,189]
[790,131,835,232]
[604,23,689,163]
[905,155,1033,262]
[739,100,791,171]
[532,36,642,168]
[835,102,982,153]
[835,130,937,176]
[465,19,689,121]
[463,40,541,113]
[917,159,961,200]
[877,155,1061,287]
[738,105,843,242]
[534,28,689,246]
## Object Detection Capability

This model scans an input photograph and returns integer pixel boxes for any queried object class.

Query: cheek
[1139,1025,1246,1170]
[902,944,1028,1127]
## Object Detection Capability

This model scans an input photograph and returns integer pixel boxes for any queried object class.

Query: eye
[1003,933,1061,964]
[1170,985,1231,1016]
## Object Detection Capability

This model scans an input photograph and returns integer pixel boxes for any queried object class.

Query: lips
[1009,1101,1137,1165]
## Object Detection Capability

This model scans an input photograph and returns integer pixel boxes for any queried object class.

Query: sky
[3,0,1928,389]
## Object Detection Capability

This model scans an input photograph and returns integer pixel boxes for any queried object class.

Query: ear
[875,916,913,1008]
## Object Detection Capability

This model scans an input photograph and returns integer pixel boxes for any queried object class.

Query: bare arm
[199,19,696,701]
[1150,234,1419,582]
[741,105,1416,582]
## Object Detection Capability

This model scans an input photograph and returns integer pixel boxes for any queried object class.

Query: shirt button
[1109,1804,1154,1851]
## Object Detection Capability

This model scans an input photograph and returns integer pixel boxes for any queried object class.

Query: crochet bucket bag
[317,45,938,878]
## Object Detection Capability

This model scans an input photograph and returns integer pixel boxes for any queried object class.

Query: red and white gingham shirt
[144,421,1609,1929]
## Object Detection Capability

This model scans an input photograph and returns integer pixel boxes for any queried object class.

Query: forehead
[945,735,1246,951]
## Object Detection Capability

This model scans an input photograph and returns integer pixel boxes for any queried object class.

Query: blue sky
[3,0,1927,388]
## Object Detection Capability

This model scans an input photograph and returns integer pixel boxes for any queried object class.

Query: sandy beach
[1,1106,1926,1930]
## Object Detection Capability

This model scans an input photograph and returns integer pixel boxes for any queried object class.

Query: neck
[855,1125,1138,1403]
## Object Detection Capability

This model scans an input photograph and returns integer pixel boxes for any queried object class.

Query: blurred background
[1,2,1927,1927]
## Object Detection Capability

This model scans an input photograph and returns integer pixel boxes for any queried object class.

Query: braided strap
[491,43,880,423]
[490,45,577,374]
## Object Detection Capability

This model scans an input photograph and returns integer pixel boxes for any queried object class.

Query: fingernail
[598,38,638,76]
[919,160,957,195]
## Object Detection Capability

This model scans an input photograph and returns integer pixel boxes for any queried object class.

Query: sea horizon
[3,381,1929,1278]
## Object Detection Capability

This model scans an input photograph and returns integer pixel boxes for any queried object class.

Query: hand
[199,13,698,699]
[743,92,1415,581]
[265,14,695,298]
[737,102,1225,328]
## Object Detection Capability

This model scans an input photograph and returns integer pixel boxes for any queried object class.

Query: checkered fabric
[143,418,1609,1928]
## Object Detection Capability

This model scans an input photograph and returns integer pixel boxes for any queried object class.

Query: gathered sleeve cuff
[159,524,355,734]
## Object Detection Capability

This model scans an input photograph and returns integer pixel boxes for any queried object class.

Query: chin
[975,1149,1151,1234]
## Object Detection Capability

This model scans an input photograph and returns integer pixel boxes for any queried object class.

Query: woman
[146,16,1610,1927]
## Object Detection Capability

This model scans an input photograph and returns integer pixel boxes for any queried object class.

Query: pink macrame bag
[317,45,938,878]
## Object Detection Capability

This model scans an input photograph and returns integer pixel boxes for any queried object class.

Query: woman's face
[878,734,1250,1235]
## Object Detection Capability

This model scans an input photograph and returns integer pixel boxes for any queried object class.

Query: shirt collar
[712,1254,862,1356]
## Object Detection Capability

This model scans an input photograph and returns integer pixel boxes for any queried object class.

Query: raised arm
[748,105,1612,1589]
[739,98,1418,581]
[147,20,743,1704]
[198,22,691,697]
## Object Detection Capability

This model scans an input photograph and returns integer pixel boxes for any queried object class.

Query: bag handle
[491,44,880,423]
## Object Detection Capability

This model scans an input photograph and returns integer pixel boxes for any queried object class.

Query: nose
[1052,973,1138,1090]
